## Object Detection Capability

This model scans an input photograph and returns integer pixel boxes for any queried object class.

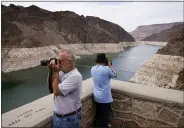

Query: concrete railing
[1,78,95,128]
[2,78,183,127]
[110,80,184,128]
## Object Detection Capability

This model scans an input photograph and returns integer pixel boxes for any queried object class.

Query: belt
[55,108,81,117]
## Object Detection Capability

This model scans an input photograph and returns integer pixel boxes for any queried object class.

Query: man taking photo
[48,49,82,128]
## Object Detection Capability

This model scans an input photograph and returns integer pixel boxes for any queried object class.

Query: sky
[1,1,184,32]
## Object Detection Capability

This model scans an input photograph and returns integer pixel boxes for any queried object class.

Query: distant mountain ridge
[142,23,184,42]
[130,22,183,41]
[157,23,184,57]
[1,4,135,48]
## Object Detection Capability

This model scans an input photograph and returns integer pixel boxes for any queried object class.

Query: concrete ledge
[111,79,184,106]
[2,78,94,127]
[2,78,183,127]
[2,94,53,127]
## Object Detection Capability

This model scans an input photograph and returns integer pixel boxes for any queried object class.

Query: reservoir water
[1,44,161,113]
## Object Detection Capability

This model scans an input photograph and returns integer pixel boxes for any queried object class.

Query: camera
[105,58,112,66]
[40,58,58,94]
[40,58,58,66]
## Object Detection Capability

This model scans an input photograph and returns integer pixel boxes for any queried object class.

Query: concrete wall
[2,78,183,127]
[110,81,184,127]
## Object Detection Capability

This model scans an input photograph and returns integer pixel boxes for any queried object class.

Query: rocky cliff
[156,24,184,57]
[142,23,184,42]
[130,25,184,90]
[157,24,184,90]
[1,4,135,48]
[130,22,182,41]
[129,54,184,90]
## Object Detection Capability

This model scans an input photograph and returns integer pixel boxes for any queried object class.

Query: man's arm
[52,72,61,96]
[108,60,117,78]
[109,65,117,78]
[47,59,61,96]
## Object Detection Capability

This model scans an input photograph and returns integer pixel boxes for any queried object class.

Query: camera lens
[40,60,50,66]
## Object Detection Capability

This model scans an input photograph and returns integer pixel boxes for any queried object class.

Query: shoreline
[1,42,137,73]
[137,41,167,46]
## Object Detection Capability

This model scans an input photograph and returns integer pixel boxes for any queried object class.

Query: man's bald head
[58,49,75,73]
[59,49,75,63]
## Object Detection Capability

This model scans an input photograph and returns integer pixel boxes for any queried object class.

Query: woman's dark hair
[95,53,107,64]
